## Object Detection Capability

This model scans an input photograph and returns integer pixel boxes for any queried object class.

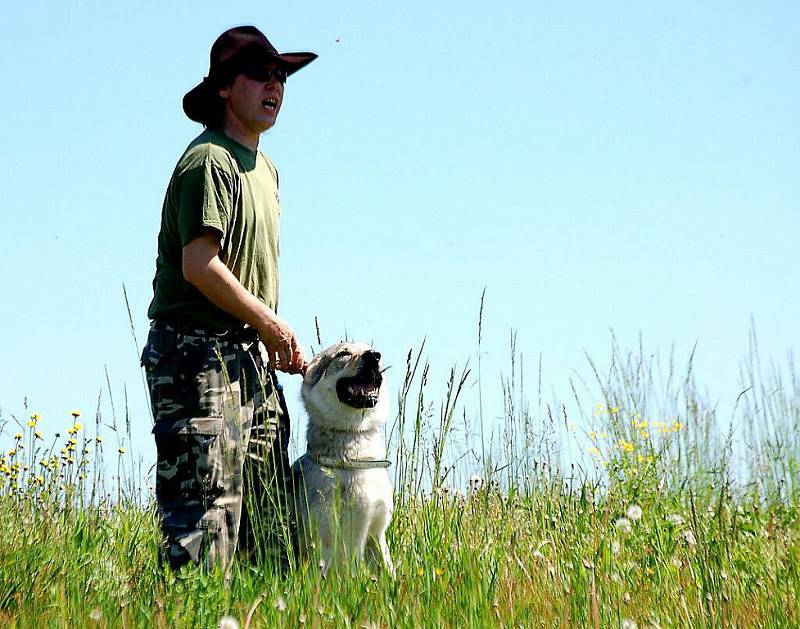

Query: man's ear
[218,87,230,99]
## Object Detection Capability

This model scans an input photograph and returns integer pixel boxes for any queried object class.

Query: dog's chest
[310,466,392,514]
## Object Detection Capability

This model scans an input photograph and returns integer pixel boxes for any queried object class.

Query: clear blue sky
[1,1,798,483]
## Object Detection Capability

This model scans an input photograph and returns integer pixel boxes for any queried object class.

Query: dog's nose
[362,350,381,365]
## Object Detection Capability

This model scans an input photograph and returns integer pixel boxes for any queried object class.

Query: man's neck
[220,120,260,151]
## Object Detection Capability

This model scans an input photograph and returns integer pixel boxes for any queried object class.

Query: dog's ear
[305,353,335,387]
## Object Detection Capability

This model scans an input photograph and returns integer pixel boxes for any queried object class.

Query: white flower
[626,504,643,521]
[217,616,240,629]
[615,517,633,534]
[621,619,638,629]
[274,596,287,612]
[89,608,102,621]
[611,540,621,556]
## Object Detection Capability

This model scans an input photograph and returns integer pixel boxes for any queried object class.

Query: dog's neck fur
[306,422,386,461]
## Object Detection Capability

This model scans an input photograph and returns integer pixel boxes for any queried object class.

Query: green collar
[305,452,391,470]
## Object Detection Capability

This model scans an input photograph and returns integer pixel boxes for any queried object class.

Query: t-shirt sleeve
[174,156,236,246]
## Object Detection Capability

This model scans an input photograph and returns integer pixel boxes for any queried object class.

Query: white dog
[293,342,395,577]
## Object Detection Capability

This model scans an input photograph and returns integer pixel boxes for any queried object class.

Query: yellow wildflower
[14,433,22,440]
[70,411,81,418]
[118,448,126,454]
[618,440,634,453]
[34,431,43,439]
[417,567,424,576]
[7,450,16,457]
[27,420,37,428]
[60,448,67,455]
[31,413,41,421]
[673,421,683,432]
[96,436,103,443]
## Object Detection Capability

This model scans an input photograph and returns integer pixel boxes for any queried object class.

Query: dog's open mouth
[336,372,382,409]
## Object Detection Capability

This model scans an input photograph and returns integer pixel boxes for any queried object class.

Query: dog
[293,342,395,577]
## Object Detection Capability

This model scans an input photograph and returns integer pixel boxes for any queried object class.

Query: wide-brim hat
[183,25,317,125]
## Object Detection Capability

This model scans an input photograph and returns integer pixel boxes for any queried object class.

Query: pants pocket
[153,417,225,504]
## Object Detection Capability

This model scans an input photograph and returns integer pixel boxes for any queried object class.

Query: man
[140,26,316,578]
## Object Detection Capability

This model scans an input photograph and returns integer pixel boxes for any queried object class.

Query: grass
[1,328,799,627]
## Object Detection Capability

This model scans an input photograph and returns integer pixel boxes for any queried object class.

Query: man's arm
[182,230,305,374]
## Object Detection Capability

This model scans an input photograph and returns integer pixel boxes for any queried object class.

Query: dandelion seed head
[667,514,684,526]
[274,596,287,612]
[615,518,633,534]
[621,619,638,629]
[217,616,240,629]
[468,474,485,492]
[626,504,643,521]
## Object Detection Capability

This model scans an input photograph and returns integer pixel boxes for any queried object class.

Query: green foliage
[1,333,799,627]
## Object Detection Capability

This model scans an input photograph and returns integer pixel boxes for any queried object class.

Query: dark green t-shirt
[147,129,281,330]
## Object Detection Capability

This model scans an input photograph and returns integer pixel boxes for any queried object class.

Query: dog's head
[301,342,389,432]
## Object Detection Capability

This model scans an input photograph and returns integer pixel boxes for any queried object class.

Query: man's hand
[182,230,307,375]
[257,315,306,374]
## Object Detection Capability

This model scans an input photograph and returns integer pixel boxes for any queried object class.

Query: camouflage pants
[140,322,295,578]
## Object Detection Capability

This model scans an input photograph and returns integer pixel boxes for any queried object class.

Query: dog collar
[306,453,391,470]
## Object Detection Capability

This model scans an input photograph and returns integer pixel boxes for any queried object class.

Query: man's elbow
[181,254,202,285]
[182,233,221,286]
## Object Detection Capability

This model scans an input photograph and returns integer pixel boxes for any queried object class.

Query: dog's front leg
[377,534,395,578]
[364,533,395,578]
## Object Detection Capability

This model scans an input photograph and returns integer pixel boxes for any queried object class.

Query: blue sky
[1,1,798,482]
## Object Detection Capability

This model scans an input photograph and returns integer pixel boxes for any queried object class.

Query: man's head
[183,26,317,131]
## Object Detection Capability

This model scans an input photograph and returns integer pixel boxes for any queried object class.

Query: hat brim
[182,51,318,125]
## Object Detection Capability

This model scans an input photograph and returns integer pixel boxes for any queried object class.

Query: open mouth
[336,370,382,409]
[262,98,278,111]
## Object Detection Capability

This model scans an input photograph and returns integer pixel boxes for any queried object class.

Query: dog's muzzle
[336,351,382,409]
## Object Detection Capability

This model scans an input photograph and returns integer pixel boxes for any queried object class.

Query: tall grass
[1,327,799,627]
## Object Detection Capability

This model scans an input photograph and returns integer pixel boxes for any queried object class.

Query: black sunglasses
[240,64,288,84]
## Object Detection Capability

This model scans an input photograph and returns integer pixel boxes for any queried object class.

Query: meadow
[1,329,799,628]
